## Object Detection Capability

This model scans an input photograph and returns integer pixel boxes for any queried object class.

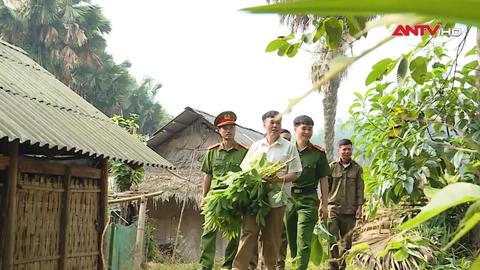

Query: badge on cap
[214,111,237,127]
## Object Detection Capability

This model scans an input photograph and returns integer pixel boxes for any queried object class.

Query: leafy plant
[350,233,437,270]
[310,221,335,266]
[202,153,291,239]
[110,114,145,191]
[348,35,479,207]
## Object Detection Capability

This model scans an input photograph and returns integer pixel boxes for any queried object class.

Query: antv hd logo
[392,24,462,37]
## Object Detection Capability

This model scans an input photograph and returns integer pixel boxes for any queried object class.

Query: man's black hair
[280,129,291,134]
[293,115,314,127]
[338,138,353,147]
[262,110,280,121]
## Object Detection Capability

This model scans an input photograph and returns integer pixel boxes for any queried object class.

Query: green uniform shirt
[328,160,364,215]
[201,142,247,189]
[294,142,331,189]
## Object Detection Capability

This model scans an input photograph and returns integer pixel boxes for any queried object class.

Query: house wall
[148,118,237,261]
[0,152,107,270]
[147,198,229,261]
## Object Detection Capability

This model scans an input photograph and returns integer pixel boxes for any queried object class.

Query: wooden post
[172,150,197,261]
[171,199,187,261]
[107,224,115,270]
[99,159,109,270]
[3,140,19,270]
[133,196,146,270]
[59,166,72,270]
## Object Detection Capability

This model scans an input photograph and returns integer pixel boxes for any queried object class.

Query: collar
[338,158,353,168]
[261,136,286,147]
[297,141,313,152]
[218,141,240,151]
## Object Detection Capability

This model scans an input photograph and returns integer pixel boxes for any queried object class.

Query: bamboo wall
[0,142,108,270]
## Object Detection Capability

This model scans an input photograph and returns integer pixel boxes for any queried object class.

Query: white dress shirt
[241,136,302,208]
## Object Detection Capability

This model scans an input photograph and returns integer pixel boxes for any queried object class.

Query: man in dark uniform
[283,115,330,270]
[199,111,248,270]
[328,139,364,270]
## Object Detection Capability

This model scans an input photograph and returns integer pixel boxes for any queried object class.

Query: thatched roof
[143,107,264,208]
[140,166,201,207]
[147,107,263,148]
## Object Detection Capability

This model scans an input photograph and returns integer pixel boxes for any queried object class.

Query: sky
[92,0,477,133]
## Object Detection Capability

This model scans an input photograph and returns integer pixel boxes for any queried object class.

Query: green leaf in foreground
[242,0,480,28]
[400,182,480,230]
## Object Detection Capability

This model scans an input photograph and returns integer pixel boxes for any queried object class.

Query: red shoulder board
[237,143,249,150]
[208,143,221,150]
[312,144,326,152]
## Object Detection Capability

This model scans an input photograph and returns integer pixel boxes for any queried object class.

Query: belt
[291,186,317,194]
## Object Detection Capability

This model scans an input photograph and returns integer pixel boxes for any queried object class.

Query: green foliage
[0,0,170,136]
[351,210,478,269]
[202,153,291,239]
[264,15,366,57]
[348,37,480,212]
[243,0,480,27]
[324,17,343,49]
[365,58,399,86]
[110,161,144,191]
[409,56,428,84]
[400,183,480,231]
[112,114,142,139]
[144,216,161,262]
[110,114,145,191]
[310,221,335,266]
[344,27,480,269]
[350,232,437,270]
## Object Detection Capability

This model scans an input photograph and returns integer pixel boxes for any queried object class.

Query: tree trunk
[311,37,348,161]
[323,76,341,161]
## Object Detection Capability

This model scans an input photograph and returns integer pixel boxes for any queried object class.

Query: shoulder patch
[237,143,249,150]
[208,143,220,150]
[312,144,326,152]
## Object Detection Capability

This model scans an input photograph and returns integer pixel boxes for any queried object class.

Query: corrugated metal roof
[147,107,264,147]
[0,40,173,168]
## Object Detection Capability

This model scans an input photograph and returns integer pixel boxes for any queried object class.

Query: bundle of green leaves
[310,221,336,266]
[202,153,290,239]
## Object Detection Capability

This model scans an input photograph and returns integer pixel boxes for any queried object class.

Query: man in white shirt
[232,110,302,270]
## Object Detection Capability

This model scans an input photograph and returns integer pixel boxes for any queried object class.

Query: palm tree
[74,53,135,116]
[272,11,350,160]
[0,0,109,96]
[125,78,171,136]
[310,38,349,160]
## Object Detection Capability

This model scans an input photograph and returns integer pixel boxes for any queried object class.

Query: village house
[0,40,173,270]
[142,107,263,260]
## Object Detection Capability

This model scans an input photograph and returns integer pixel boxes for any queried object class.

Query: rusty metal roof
[147,107,264,147]
[0,40,173,168]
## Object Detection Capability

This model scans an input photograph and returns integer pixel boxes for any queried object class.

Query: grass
[145,259,365,270]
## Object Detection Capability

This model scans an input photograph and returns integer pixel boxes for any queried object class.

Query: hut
[0,40,173,270]
[143,107,263,260]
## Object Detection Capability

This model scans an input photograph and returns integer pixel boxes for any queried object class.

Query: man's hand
[262,175,281,183]
[318,203,328,220]
[355,205,363,220]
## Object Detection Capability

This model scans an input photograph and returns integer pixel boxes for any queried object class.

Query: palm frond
[39,25,58,47]
[64,23,87,47]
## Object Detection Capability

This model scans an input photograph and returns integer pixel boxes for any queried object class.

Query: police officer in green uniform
[328,138,364,270]
[199,111,248,270]
[284,115,330,270]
